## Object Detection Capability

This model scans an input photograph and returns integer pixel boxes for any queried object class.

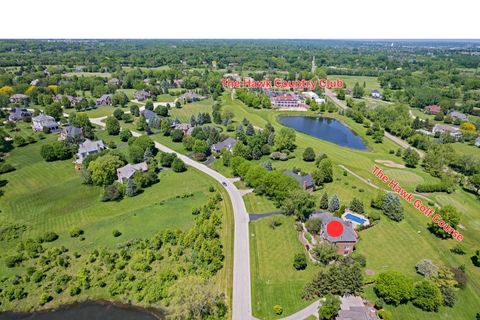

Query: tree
[382,193,404,221]
[119,129,132,142]
[305,218,322,235]
[302,261,363,299]
[427,205,461,239]
[125,178,138,197]
[105,116,120,135]
[274,127,296,151]
[403,148,420,168]
[415,259,438,277]
[469,174,480,193]
[160,152,177,167]
[412,280,442,312]
[303,147,316,162]
[349,197,364,213]
[136,115,148,131]
[130,105,140,117]
[40,144,56,161]
[319,294,341,320]
[374,271,413,306]
[280,189,316,221]
[473,250,480,267]
[45,104,63,120]
[102,184,123,201]
[129,145,144,163]
[171,129,184,142]
[155,105,169,117]
[246,123,255,136]
[320,192,329,209]
[113,108,124,120]
[145,101,154,110]
[311,243,337,265]
[52,141,71,160]
[352,82,364,98]
[328,194,340,212]
[316,158,333,184]
[167,276,227,320]
[441,286,457,307]
[293,253,307,270]
[111,91,128,106]
[172,158,186,172]
[88,154,124,186]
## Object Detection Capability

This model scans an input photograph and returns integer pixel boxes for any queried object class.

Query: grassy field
[329,75,381,93]
[250,215,318,319]
[0,130,234,312]
[217,92,480,319]
[169,98,214,122]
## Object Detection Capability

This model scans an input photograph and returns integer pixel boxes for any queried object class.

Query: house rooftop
[283,170,314,189]
[78,139,105,154]
[212,137,238,151]
[117,162,148,181]
[309,211,357,243]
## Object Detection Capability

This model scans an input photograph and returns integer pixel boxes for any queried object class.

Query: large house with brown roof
[309,211,358,255]
[117,162,148,183]
[283,170,315,192]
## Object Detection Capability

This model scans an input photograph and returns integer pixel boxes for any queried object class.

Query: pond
[0,301,163,320]
[279,116,367,150]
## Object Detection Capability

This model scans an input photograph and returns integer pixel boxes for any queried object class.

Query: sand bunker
[375,159,406,169]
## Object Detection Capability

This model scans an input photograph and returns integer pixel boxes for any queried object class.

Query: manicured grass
[82,105,124,118]
[244,192,278,214]
[155,94,177,103]
[250,215,318,319]
[64,72,111,77]
[220,92,480,320]
[0,136,228,282]
[169,98,214,122]
[329,75,381,93]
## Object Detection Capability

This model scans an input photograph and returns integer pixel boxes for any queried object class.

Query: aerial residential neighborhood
[0,3,479,319]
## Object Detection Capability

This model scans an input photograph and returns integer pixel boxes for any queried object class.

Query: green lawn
[0,134,225,280]
[329,75,381,93]
[244,192,278,214]
[218,92,480,320]
[250,215,318,319]
[169,98,214,122]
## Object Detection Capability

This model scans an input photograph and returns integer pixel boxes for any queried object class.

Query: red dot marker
[326,221,344,237]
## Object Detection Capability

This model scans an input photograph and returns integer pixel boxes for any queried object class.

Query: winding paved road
[324,89,424,158]
[90,116,252,320]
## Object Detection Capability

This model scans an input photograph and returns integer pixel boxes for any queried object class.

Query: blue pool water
[344,213,367,224]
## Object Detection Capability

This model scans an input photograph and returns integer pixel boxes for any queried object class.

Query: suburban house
[448,111,469,121]
[141,109,159,125]
[223,73,241,81]
[424,104,442,114]
[371,89,381,99]
[283,170,315,192]
[211,137,238,153]
[31,113,60,132]
[8,107,32,121]
[178,91,203,104]
[53,94,84,106]
[143,78,151,85]
[30,79,40,86]
[59,125,84,141]
[171,123,193,135]
[475,136,480,147]
[134,89,151,101]
[9,94,29,104]
[108,78,121,86]
[337,295,379,320]
[432,124,462,138]
[309,211,358,255]
[117,162,148,183]
[95,94,113,106]
[173,79,184,87]
[75,139,106,164]
[271,94,301,108]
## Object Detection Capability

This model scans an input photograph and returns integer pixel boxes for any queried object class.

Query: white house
[31,113,60,132]
[475,136,480,147]
[211,138,238,153]
[302,91,325,104]
[371,89,381,98]
[117,162,148,183]
[75,139,106,164]
[432,124,462,138]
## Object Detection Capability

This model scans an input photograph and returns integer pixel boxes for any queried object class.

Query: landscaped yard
[250,215,318,319]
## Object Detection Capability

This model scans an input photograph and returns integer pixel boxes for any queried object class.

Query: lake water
[279,116,367,150]
[0,301,162,320]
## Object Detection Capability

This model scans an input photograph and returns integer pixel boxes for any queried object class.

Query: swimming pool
[344,213,367,225]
